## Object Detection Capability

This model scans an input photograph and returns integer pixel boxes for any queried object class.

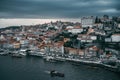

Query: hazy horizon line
[0,18,82,28]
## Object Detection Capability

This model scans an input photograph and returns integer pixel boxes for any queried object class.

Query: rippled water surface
[0,56,119,80]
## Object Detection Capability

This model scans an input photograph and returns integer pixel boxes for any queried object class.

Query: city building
[111,34,120,42]
[68,26,83,34]
[81,17,95,28]
[77,34,97,42]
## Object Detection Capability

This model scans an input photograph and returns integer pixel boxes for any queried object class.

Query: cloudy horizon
[0,18,82,28]
[0,0,120,27]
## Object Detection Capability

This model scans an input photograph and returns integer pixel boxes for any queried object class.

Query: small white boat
[19,49,27,56]
[11,51,23,58]
[0,50,9,56]
[43,56,56,62]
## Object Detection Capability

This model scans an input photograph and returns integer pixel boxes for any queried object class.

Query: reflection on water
[0,56,119,80]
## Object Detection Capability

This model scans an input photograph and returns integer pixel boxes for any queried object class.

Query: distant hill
[0,26,21,31]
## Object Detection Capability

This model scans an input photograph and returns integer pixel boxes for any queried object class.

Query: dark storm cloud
[0,0,120,18]
[115,0,120,10]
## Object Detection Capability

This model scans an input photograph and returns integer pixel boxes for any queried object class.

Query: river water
[0,56,119,80]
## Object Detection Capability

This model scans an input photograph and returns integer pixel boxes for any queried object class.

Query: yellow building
[13,42,21,49]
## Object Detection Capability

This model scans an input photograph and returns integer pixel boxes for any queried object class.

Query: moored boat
[11,53,23,58]
[0,50,9,56]
[43,56,56,62]
[19,49,27,56]
[11,51,23,58]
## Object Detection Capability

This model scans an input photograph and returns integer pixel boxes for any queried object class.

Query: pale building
[81,17,95,28]
[66,26,74,29]
[20,39,29,45]
[105,38,112,42]
[0,35,5,40]
[67,26,83,34]
[53,41,64,54]
[111,34,120,42]
[68,28,83,34]
[118,24,120,28]
[77,34,97,42]
[13,42,21,49]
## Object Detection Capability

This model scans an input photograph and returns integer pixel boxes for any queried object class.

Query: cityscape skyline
[0,18,82,28]
[0,0,120,28]
[0,0,120,80]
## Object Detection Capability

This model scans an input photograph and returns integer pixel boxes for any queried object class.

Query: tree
[95,16,99,23]
[64,41,73,47]
[48,27,56,30]
[103,15,109,19]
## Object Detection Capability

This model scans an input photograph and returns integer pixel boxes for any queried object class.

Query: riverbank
[53,57,120,73]
[66,58,119,73]
[29,53,120,73]
[0,51,120,73]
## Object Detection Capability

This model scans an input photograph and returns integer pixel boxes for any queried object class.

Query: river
[0,56,119,80]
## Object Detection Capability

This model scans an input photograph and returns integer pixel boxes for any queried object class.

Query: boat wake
[44,71,50,74]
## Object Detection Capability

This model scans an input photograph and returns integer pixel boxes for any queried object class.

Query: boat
[0,52,7,56]
[43,56,56,62]
[11,53,23,58]
[50,70,65,77]
[19,49,27,56]
[45,70,65,77]
[0,50,9,56]
[11,51,23,58]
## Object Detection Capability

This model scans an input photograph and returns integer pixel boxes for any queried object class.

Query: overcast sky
[0,0,120,27]
[0,0,120,18]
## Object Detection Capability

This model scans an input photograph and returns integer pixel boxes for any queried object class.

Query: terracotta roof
[0,41,7,44]
[73,26,81,29]
[54,41,64,47]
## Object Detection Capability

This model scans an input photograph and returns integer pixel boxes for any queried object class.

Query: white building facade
[81,17,95,28]
[111,34,120,42]
[68,28,83,34]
